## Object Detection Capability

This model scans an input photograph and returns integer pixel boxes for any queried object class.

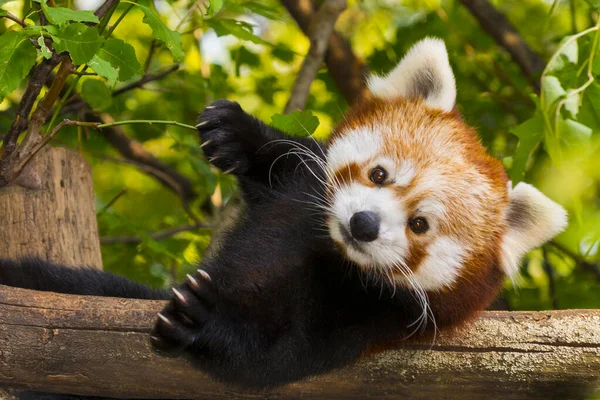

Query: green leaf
[207,0,223,15]
[240,1,279,19]
[579,82,600,132]
[0,9,7,16]
[547,36,578,72]
[96,38,141,81]
[272,45,295,63]
[563,90,580,119]
[189,157,217,196]
[81,79,113,110]
[585,0,600,9]
[37,35,52,59]
[34,0,99,25]
[271,110,320,137]
[542,75,566,112]
[135,4,184,62]
[88,54,119,85]
[208,19,270,46]
[557,117,593,147]
[0,31,37,102]
[51,23,104,65]
[508,114,544,183]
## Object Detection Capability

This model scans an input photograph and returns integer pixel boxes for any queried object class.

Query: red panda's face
[326,98,509,291]
[323,38,567,293]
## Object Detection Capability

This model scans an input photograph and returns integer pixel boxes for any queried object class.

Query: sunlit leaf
[208,18,270,46]
[207,0,223,15]
[96,38,141,81]
[52,23,104,65]
[135,3,184,62]
[542,76,566,112]
[547,36,578,72]
[271,110,320,137]
[557,117,593,147]
[0,31,37,102]
[88,54,119,86]
[509,114,544,183]
[563,90,580,119]
[33,0,99,25]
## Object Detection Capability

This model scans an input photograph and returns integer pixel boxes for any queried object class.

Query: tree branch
[0,54,66,186]
[100,222,208,244]
[1,286,599,398]
[281,0,369,105]
[284,0,347,113]
[459,0,545,93]
[112,64,180,97]
[1,12,27,27]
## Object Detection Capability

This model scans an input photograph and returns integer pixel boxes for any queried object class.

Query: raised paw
[151,268,216,355]
[196,100,261,175]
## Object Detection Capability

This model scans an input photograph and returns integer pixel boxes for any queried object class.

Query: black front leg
[197,100,325,191]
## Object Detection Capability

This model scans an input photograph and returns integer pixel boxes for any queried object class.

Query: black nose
[349,211,380,242]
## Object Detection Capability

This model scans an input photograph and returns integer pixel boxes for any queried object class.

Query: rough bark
[281,0,370,105]
[0,147,102,269]
[0,285,598,399]
[284,0,347,113]
[459,0,545,92]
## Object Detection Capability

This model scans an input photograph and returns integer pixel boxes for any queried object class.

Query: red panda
[0,38,568,396]
[325,38,567,332]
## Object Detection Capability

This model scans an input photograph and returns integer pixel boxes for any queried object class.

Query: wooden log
[0,147,102,269]
[0,285,598,399]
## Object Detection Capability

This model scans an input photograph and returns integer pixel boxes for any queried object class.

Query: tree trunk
[0,285,599,399]
[0,147,102,269]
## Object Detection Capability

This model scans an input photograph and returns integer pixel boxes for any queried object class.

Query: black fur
[1,100,429,398]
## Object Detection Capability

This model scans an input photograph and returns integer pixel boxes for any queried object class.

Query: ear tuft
[501,182,568,279]
[367,37,456,112]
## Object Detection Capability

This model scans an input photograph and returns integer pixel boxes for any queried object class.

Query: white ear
[367,37,456,112]
[501,182,568,279]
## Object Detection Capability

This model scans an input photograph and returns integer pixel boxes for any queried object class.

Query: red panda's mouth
[339,224,367,254]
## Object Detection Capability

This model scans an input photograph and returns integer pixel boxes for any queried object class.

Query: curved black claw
[151,269,216,355]
[196,100,260,175]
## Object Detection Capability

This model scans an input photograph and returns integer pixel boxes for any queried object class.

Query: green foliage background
[1,0,599,310]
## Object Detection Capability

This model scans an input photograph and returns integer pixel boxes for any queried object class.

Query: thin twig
[284,0,347,113]
[1,12,27,27]
[112,65,180,97]
[542,247,559,309]
[100,223,209,244]
[550,241,600,283]
[97,189,128,216]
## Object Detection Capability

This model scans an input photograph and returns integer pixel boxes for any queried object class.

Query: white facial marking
[367,37,456,112]
[416,199,446,221]
[328,182,408,265]
[395,161,416,187]
[327,128,383,173]
[410,237,468,290]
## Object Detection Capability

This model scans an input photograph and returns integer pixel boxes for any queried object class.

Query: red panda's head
[325,38,567,299]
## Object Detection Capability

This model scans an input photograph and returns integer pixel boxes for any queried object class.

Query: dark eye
[409,217,429,234]
[370,167,387,185]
